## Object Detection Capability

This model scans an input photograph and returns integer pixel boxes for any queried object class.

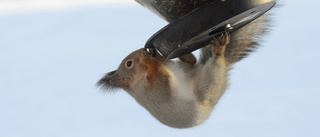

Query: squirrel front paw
[211,33,230,56]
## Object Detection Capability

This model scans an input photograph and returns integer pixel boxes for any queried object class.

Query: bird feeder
[135,0,276,59]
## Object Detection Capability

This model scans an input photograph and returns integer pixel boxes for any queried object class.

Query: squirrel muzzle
[144,44,157,57]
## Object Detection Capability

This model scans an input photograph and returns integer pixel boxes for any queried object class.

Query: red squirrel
[97,14,271,128]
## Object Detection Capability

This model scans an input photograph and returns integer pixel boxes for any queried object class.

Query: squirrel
[97,13,272,128]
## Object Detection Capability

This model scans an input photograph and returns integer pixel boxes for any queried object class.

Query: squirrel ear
[107,70,117,76]
[96,70,120,91]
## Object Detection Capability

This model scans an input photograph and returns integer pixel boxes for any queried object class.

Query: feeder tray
[136,0,276,59]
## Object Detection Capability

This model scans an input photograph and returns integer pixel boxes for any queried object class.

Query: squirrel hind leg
[178,53,197,66]
[211,33,230,56]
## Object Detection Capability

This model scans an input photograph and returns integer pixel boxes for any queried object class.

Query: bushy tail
[198,13,273,66]
[224,14,272,65]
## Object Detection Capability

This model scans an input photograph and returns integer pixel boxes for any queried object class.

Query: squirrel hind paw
[211,33,230,56]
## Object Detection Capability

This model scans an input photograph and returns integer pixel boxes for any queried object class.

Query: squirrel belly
[124,35,229,128]
[144,55,227,128]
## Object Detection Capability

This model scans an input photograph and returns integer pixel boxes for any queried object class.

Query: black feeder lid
[141,0,276,59]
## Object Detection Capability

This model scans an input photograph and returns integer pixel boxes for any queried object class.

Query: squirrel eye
[126,60,133,68]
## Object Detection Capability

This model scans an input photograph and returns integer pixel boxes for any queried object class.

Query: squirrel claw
[211,32,230,56]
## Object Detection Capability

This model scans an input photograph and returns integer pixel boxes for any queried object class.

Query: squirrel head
[97,48,166,93]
